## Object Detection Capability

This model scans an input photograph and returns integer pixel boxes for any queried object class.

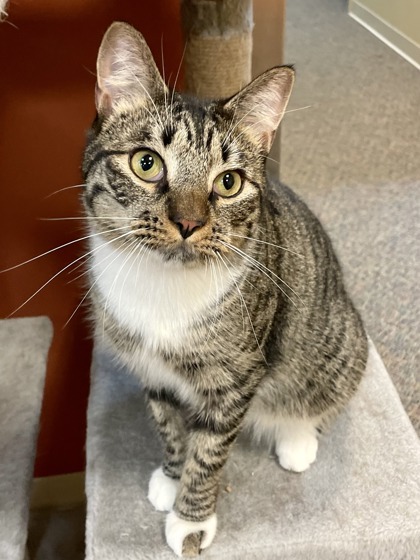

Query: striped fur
[82,22,368,556]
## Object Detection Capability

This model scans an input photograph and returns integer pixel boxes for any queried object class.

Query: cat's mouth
[158,241,209,265]
[129,219,222,265]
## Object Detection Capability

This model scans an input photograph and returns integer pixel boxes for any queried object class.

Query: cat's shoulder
[265,176,311,216]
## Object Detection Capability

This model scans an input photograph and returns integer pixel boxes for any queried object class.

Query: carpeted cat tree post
[181,0,253,99]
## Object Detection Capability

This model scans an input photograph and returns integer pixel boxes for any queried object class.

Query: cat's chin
[155,244,208,267]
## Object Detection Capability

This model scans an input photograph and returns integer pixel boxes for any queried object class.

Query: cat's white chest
[90,235,233,351]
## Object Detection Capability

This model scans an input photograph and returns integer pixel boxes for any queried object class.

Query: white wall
[349,0,420,69]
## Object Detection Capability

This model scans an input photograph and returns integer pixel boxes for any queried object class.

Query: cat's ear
[223,66,295,152]
[95,22,167,116]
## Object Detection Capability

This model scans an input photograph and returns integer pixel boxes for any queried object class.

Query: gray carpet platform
[86,339,420,559]
[0,317,53,560]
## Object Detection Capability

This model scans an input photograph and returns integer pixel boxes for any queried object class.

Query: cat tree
[85,340,420,559]
[0,318,52,560]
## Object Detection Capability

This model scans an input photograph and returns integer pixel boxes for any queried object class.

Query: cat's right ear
[223,66,295,152]
[95,22,167,117]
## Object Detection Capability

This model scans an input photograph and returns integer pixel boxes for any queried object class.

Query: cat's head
[82,22,294,266]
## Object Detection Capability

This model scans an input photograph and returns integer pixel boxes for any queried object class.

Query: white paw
[148,467,179,512]
[165,511,217,557]
[277,434,318,472]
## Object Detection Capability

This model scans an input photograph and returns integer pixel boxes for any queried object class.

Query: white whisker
[217,252,267,365]
[102,238,139,334]
[205,255,225,342]
[7,228,134,318]
[229,233,303,257]
[0,224,132,274]
[284,104,312,115]
[170,40,188,129]
[40,216,134,221]
[220,240,303,309]
[117,238,148,319]
[44,184,86,199]
[160,34,171,124]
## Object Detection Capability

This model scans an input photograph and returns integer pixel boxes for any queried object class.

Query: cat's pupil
[223,173,235,190]
[141,154,154,171]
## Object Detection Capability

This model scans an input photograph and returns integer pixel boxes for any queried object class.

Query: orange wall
[0,0,183,477]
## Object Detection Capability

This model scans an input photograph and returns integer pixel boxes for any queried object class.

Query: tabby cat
[82,22,368,557]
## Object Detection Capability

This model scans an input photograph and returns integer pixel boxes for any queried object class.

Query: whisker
[263,155,280,165]
[63,247,121,327]
[160,34,170,123]
[221,102,256,148]
[4,19,19,30]
[102,238,139,333]
[82,65,97,78]
[170,39,188,128]
[117,238,147,318]
[224,105,312,148]
[221,97,241,148]
[44,184,86,199]
[205,255,226,342]
[7,229,134,318]
[217,252,267,365]
[220,253,246,330]
[67,255,92,283]
[40,216,134,221]
[284,104,312,115]
[229,233,304,257]
[221,102,267,148]
[66,231,131,284]
[220,240,303,309]
[134,239,150,293]
[66,234,148,330]
[0,224,132,274]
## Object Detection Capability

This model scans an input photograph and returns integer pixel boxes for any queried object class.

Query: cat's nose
[174,218,205,239]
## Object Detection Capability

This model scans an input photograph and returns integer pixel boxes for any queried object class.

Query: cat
[82,21,368,557]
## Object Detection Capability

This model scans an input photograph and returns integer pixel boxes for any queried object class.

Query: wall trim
[349,0,420,71]
[30,471,85,509]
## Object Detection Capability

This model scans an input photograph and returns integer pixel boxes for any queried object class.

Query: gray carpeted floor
[281,0,420,434]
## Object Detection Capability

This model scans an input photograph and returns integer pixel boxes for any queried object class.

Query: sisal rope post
[181,0,253,99]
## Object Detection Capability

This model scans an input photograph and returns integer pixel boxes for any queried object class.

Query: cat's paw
[148,467,179,512]
[276,434,318,473]
[165,511,217,557]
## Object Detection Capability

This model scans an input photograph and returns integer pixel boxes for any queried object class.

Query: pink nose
[175,218,204,239]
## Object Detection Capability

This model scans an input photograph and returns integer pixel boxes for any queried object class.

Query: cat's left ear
[223,66,295,152]
[95,22,167,116]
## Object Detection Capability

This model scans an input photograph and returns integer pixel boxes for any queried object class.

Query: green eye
[130,150,164,182]
[213,171,243,198]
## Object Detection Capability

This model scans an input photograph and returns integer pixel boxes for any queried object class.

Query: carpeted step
[0,317,53,560]
[85,339,420,559]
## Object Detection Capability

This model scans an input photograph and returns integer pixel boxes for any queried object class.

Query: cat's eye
[213,171,243,198]
[130,150,164,182]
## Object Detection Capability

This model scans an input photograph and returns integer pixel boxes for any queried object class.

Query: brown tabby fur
[82,22,368,555]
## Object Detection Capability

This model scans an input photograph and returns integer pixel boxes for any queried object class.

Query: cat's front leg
[165,399,249,557]
[146,389,187,512]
